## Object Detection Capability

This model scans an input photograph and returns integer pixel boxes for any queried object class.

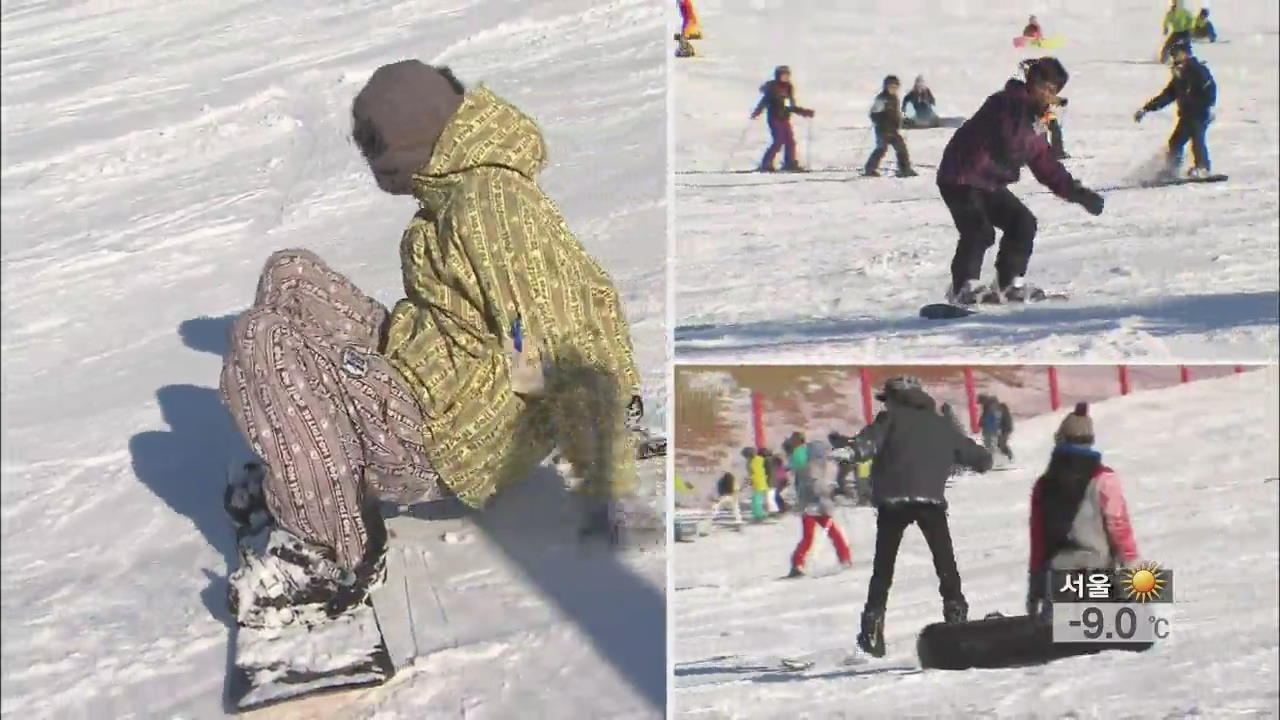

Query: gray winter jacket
[847,387,992,508]
[795,440,837,516]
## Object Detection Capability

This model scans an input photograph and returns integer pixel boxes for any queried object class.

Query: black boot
[856,608,886,657]
[943,597,969,624]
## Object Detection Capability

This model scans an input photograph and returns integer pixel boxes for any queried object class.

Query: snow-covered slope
[672,0,1279,361]
[1,2,665,717]
[672,367,1280,718]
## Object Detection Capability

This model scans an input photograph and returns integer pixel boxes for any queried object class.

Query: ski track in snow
[1,2,665,718]
[673,0,1279,362]
[672,369,1280,718]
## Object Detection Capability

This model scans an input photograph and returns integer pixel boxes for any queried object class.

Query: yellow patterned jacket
[381,85,641,508]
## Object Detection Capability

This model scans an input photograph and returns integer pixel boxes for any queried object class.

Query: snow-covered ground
[1,2,666,718]
[672,367,1280,718]
[673,0,1280,361]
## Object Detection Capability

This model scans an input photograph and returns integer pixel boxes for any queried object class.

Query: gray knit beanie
[351,60,465,195]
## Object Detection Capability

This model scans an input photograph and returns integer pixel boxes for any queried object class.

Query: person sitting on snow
[220,60,647,630]
[902,75,940,129]
[1191,8,1217,42]
[864,75,916,177]
[786,439,852,577]
[1023,15,1043,43]
[751,65,815,172]
[834,376,992,657]
[1025,403,1140,619]
[1135,39,1217,179]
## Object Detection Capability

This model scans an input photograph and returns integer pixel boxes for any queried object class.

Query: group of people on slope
[742,41,1217,308]
[829,377,1140,658]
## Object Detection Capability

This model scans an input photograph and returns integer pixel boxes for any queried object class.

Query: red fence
[748,364,1250,441]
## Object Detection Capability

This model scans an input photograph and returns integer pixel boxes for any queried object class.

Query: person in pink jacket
[1026,403,1140,616]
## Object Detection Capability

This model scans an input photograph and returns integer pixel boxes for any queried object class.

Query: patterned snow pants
[221,249,443,571]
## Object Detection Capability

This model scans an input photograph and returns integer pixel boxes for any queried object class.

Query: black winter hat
[774,65,791,79]
[1025,57,1069,89]
[884,74,901,88]
[876,374,922,402]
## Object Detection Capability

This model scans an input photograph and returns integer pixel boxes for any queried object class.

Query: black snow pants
[1168,112,1211,172]
[865,130,911,173]
[865,502,964,612]
[939,182,1037,291]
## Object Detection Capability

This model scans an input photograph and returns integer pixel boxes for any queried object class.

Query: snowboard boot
[896,166,918,178]
[994,276,1037,303]
[856,608,886,657]
[229,511,388,629]
[943,597,969,624]
[946,279,984,306]
[863,167,881,177]
[785,566,805,579]
[758,163,777,173]
[1188,166,1211,179]
[782,163,807,173]
[840,559,854,571]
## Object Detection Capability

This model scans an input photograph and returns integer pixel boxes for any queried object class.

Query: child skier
[771,453,791,513]
[902,75,939,129]
[1134,39,1217,179]
[1191,8,1217,43]
[787,439,853,577]
[937,57,1105,305]
[864,75,916,177]
[1026,403,1140,618]
[998,401,1015,461]
[699,472,743,533]
[1160,0,1195,63]
[678,0,702,39]
[833,376,992,657]
[751,66,815,172]
[744,446,770,521]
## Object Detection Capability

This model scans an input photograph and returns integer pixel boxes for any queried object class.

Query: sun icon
[1120,561,1168,602]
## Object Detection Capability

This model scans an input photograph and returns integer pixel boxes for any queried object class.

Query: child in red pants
[787,439,851,576]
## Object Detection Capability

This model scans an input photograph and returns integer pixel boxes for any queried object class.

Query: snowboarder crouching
[936,57,1104,306]
[221,60,646,631]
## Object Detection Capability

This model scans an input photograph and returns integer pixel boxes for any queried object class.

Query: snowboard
[916,612,1153,670]
[1136,173,1228,188]
[920,288,1070,319]
[1013,34,1065,49]
[230,601,396,713]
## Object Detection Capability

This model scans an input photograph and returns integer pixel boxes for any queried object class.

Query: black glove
[1133,109,1147,123]
[1058,97,1069,107]
[1071,184,1105,216]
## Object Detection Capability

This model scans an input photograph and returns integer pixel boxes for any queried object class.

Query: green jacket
[1163,6,1194,34]
[382,86,641,507]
